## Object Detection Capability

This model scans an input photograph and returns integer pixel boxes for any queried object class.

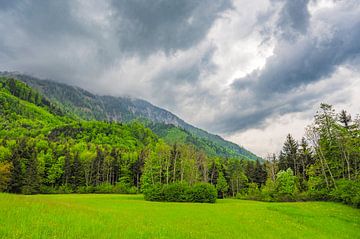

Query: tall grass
[0,193,359,238]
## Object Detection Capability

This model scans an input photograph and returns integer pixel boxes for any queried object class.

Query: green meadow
[0,194,359,239]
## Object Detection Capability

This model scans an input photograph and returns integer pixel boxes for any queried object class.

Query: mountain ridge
[0,71,260,160]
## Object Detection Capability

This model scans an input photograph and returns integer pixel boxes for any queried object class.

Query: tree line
[238,104,359,207]
[0,77,358,206]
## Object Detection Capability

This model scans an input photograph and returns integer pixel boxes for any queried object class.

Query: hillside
[0,72,260,160]
[0,76,267,197]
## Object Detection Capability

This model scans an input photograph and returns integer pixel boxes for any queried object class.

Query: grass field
[0,194,359,239]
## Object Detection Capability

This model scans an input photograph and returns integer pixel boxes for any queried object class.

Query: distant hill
[0,72,260,160]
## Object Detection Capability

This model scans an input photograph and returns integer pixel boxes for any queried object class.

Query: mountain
[0,72,260,160]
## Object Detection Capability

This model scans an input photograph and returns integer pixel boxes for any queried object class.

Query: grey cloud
[148,47,218,110]
[111,0,232,56]
[214,76,347,133]
[216,2,360,133]
[0,0,231,83]
[275,0,310,39]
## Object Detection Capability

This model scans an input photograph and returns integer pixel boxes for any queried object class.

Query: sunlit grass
[0,193,359,238]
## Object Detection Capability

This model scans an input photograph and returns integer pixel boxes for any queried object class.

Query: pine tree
[338,110,351,129]
[72,152,83,188]
[254,159,267,186]
[22,151,40,194]
[9,154,22,193]
[279,134,299,176]
[63,148,72,186]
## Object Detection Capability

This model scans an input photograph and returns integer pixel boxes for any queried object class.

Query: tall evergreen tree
[254,159,267,186]
[279,134,299,176]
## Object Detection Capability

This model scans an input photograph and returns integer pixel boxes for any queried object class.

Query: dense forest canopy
[0,72,260,161]
[0,77,359,206]
[0,77,264,200]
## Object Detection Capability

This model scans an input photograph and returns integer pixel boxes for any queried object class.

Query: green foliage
[162,182,191,202]
[245,182,262,200]
[2,76,359,208]
[330,179,360,207]
[260,178,276,201]
[0,161,12,192]
[143,182,217,203]
[150,122,259,160]
[216,172,229,198]
[8,74,260,160]
[143,183,164,201]
[188,183,217,203]
[274,168,298,201]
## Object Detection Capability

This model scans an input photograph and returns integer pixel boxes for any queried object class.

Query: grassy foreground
[0,194,359,239]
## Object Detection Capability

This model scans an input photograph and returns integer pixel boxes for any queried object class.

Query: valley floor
[0,194,359,239]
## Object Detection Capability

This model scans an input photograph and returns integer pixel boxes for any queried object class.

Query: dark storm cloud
[214,1,360,133]
[275,0,310,39]
[253,22,360,96]
[110,0,232,56]
[0,0,231,84]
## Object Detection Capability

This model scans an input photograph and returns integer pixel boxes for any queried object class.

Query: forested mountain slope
[0,72,260,160]
[0,76,265,195]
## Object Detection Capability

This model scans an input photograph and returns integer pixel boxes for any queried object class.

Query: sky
[0,0,359,157]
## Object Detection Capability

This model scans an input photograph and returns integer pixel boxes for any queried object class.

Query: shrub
[261,179,276,201]
[57,185,73,194]
[143,183,164,201]
[235,188,248,199]
[246,182,262,200]
[143,182,217,203]
[331,179,360,208]
[188,183,217,203]
[273,168,297,201]
[127,186,139,194]
[94,183,114,194]
[39,185,57,194]
[77,186,95,194]
[307,176,330,201]
[163,182,190,202]
[113,182,137,194]
[0,161,12,192]
[21,186,36,195]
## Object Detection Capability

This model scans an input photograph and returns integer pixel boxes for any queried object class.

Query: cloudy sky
[0,0,359,157]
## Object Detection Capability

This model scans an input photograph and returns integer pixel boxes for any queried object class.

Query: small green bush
[21,186,36,195]
[260,179,276,202]
[188,183,217,203]
[307,176,330,201]
[143,183,164,201]
[39,185,57,194]
[77,186,95,194]
[163,182,190,202]
[143,182,217,203]
[331,179,360,208]
[273,168,298,201]
[94,183,113,194]
[246,182,262,200]
[57,185,74,194]
[113,182,137,194]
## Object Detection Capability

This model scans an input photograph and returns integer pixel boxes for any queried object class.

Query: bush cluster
[143,182,217,203]
[235,169,360,208]
[330,179,360,207]
[39,182,138,194]
[236,169,299,202]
